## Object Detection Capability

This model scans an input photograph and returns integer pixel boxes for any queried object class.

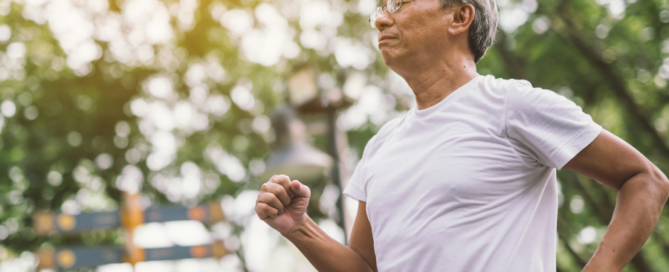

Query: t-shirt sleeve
[343,136,377,202]
[505,81,602,169]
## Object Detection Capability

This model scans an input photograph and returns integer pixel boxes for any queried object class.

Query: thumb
[290,180,311,199]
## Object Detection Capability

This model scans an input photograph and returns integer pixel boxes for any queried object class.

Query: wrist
[582,258,621,272]
[582,265,617,272]
[282,214,312,240]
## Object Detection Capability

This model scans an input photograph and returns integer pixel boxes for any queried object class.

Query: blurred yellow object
[56,249,76,269]
[121,191,145,266]
[33,212,55,235]
[57,214,76,231]
[37,248,55,269]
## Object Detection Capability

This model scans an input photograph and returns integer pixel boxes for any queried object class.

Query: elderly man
[255,0,669,271]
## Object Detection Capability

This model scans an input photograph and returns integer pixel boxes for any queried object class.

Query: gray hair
[441,0,498,63]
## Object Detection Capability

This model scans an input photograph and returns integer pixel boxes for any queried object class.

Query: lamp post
[260,107,333,183]
[262,67,353,242]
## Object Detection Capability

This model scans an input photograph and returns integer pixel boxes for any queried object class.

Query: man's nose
[374,9,394,31]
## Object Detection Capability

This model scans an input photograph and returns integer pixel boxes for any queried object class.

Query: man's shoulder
[480,74,534,93]
[478,75,565,107]
[360,116,405,157]
[377,116,403,135]
[373,117,403,142]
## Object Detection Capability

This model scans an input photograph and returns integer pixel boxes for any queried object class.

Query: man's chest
[361,121,536,222]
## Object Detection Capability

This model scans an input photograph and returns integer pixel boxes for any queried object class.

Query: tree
[0,0,668,271]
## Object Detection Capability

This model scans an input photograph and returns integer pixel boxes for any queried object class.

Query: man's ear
[447,4,475,36]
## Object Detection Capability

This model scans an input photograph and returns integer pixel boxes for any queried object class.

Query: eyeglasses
[369,0,403,28]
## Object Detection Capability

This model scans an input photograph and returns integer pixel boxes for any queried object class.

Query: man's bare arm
[563,130,669,271]
[255,175,376,272]
[284,201,377,272]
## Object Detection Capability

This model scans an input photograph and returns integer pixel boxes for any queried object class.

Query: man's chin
[380,50,401,68]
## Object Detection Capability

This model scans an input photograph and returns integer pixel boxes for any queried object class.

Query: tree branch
[494,31,526,80]
[494,26,661,270]
[552,3,669,159]
[558,216,589,268]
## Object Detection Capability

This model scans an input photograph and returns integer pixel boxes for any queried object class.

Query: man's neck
[397,57,479,110]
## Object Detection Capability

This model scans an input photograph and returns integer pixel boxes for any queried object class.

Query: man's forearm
[583,171,669,271]
[283,214,374,272]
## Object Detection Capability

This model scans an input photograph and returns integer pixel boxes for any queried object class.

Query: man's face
[374,0,455,69]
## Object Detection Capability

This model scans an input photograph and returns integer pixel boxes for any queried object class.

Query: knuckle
[263,182,275,190]
[266,184,284,194]
[255,203,266,215]
[273,174,290,183]
[260,183,269,191]
[271,200,282,208]
[259,203,273,214]
[262,192,278,203]
[270,201,284,210]
[278,194,291,204]
[259,194,277,207]
[265,207,278,216]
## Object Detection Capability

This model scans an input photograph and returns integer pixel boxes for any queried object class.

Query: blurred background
[0,0,668,271]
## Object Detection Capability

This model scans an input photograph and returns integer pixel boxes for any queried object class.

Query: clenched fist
[255,175,311,234]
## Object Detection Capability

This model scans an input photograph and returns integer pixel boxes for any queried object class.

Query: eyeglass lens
[369,0,402,28]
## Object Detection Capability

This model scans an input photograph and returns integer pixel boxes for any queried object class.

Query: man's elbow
[648,165,669,201]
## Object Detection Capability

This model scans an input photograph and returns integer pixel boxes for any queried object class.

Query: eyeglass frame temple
[368,0,402,25]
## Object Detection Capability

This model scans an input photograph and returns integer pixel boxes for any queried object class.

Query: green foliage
[0,0,668,271]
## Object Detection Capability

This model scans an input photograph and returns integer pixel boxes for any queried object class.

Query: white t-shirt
[343,75,602,272]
